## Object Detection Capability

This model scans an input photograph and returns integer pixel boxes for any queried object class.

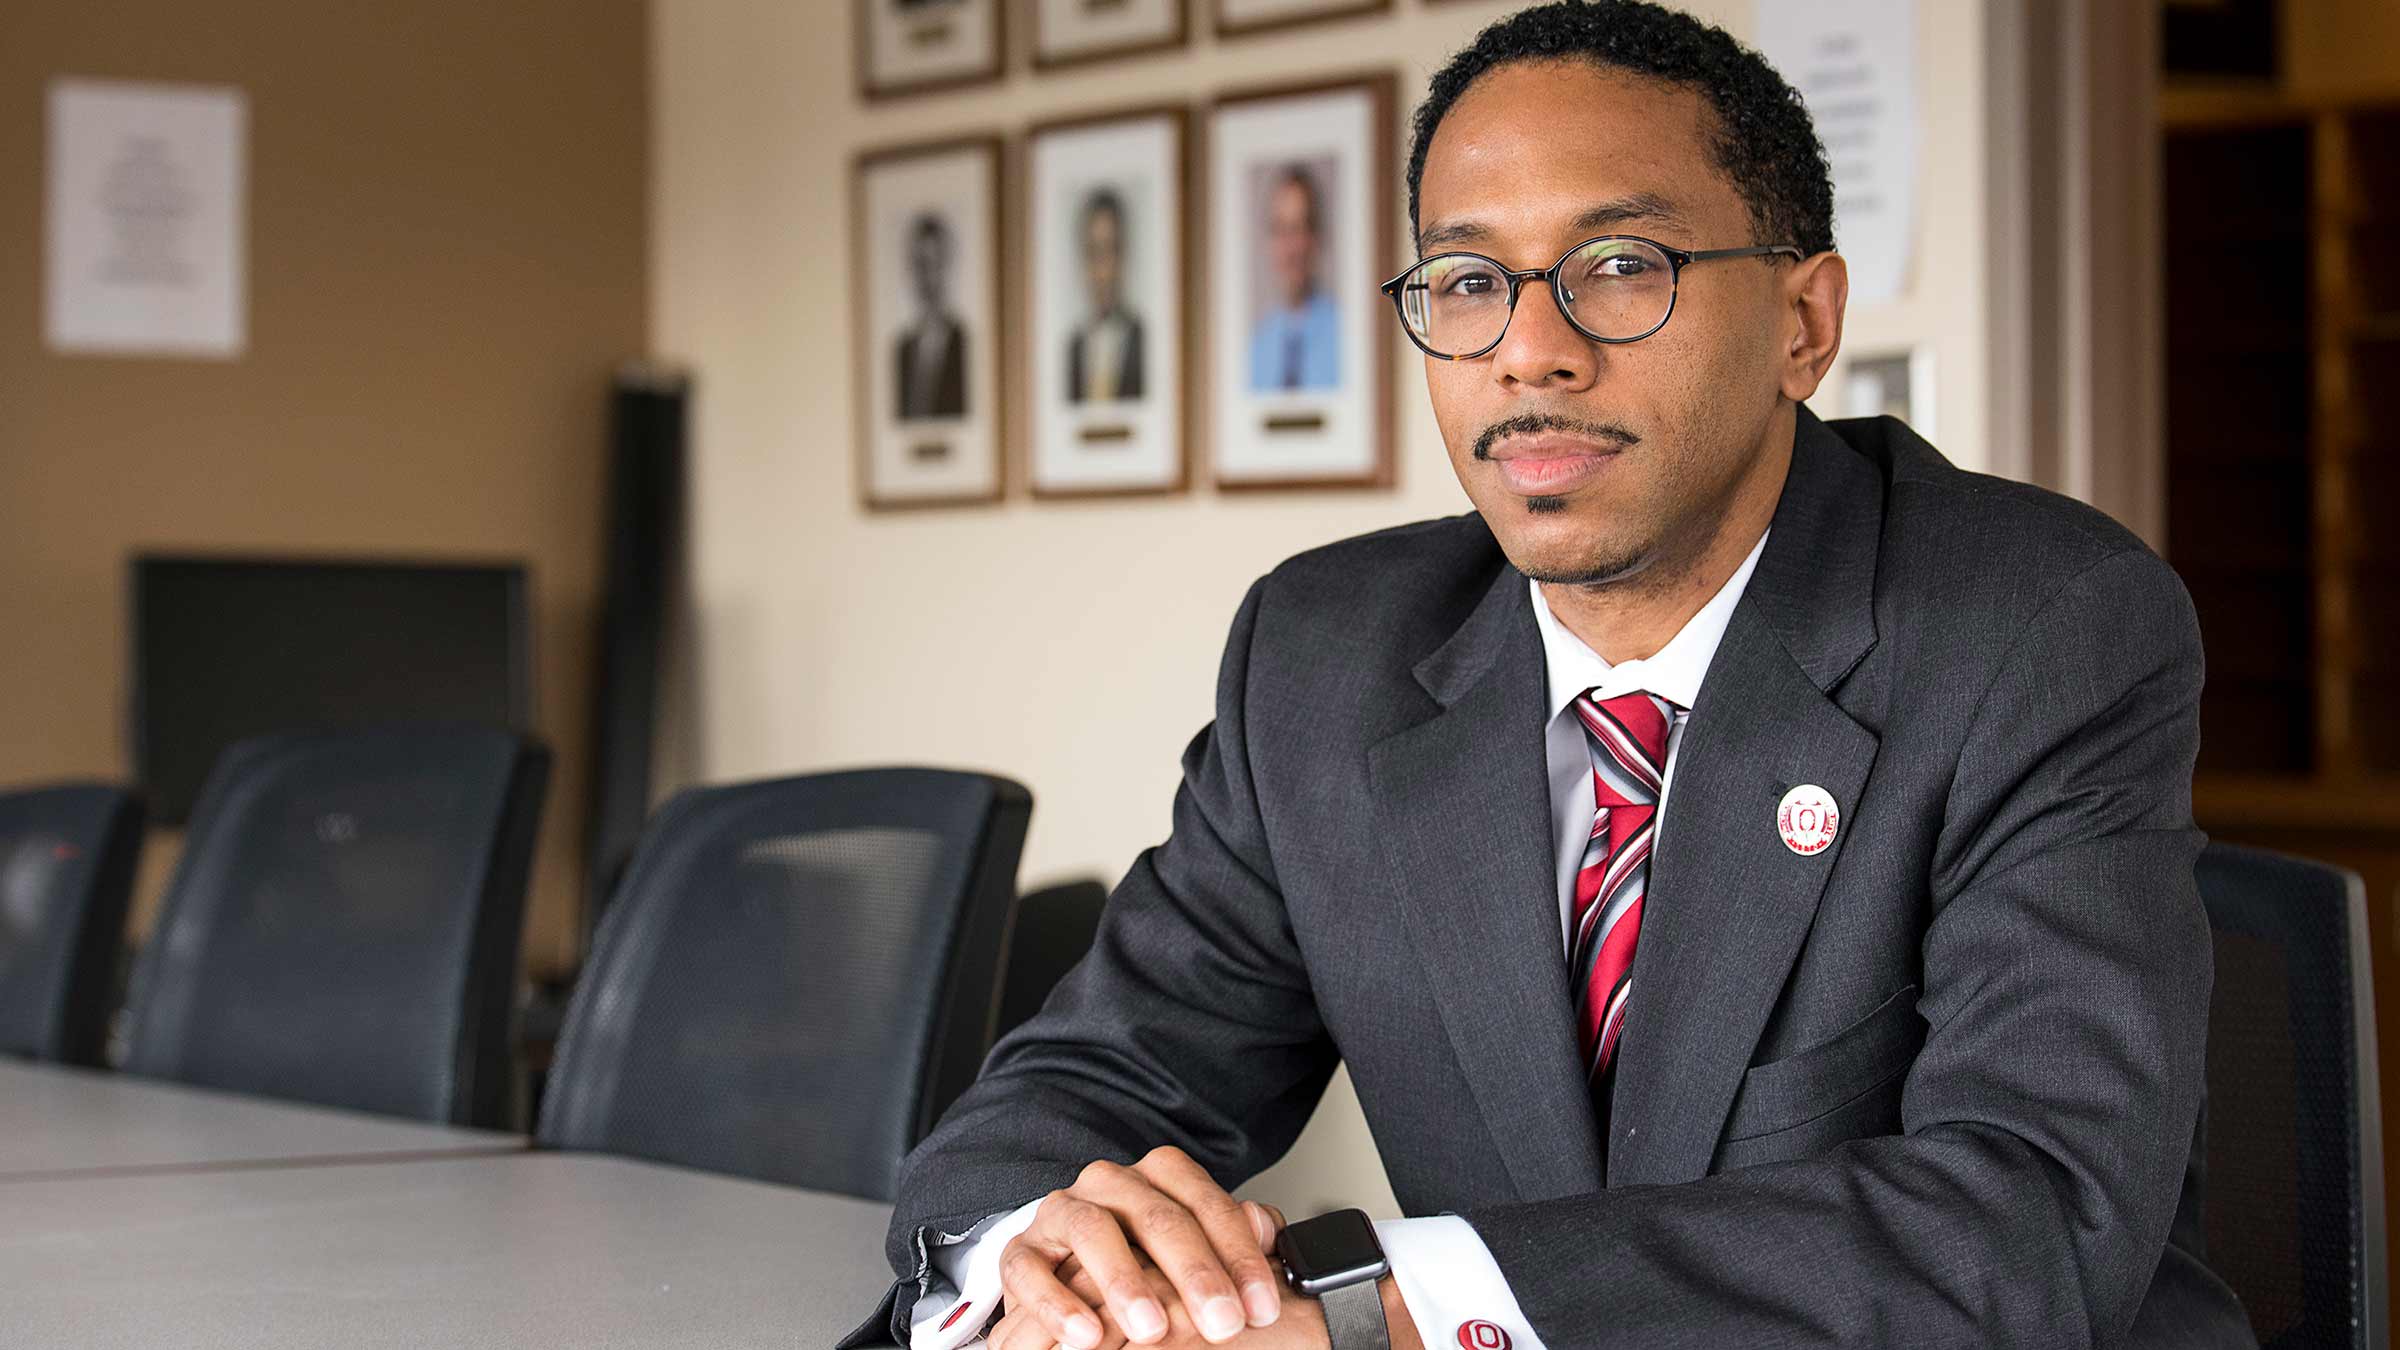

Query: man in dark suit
[850,4,2253,1348]
[898,213,967,420]
[1068,188,1145,403]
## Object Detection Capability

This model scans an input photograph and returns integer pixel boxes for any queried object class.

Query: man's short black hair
[1081,187,1127,241]
[1405,0,1834,258]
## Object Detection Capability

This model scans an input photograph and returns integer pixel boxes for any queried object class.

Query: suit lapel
[1369,568,1606,1201]
[1605,411,1887,1184]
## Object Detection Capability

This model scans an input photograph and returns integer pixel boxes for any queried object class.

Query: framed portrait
[1213,0,1387,39]
[852,137,1004,509]
[1839,347,1937,441]
[1034,0,1188,70]
[1206,75,1394,489]
[1025,107,1189,497]
[856,0,1004,100]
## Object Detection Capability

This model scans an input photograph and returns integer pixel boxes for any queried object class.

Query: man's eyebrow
[1414,218,1493,253]
[1413,193,1699,256]
[1569,192,1694,237]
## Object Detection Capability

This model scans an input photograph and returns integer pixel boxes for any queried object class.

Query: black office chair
[0,784,146,1065]
[121,726,548,1128]
[994,878,1107,1043]
[537,768,1031,1200]
[2197,842,2387,1349]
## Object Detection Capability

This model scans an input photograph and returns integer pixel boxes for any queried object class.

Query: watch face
[1278,1208,1385,1287]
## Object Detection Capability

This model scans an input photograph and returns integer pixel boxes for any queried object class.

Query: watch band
[1320,1276,1392,1350]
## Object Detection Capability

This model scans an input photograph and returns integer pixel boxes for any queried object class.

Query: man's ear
[1779,252,1848,404]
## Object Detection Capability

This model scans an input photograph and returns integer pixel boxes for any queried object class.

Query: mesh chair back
[2198,842,2387,1349]
[537,768,1031,1200]
[122,726,547,1127]
[994,879,1106,1043]
[0,784,145,1064]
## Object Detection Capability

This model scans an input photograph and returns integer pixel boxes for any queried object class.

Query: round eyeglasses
[1380,235,1803,360]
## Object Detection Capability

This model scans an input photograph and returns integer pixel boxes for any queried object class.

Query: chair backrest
[994,879,1107,1044]
[536,767,1031,1200]
[2197,842,2387,1349]
[122,726,548,1127]
[0,784,146,1064]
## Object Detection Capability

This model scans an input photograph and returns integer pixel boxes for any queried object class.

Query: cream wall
[1832,0,1992,475]
[651,0,1992,1216]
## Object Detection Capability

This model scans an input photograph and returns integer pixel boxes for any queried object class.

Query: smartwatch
[1275,1209,1391,1350]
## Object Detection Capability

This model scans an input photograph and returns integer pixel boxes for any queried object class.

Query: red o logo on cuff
[937,1300,975,1332]
[1457,1320,1511,1350]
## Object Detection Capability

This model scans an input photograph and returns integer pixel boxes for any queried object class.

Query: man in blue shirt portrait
[1246,164,1342,393]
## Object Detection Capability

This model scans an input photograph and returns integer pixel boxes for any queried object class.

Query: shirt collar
[1275,288,1326,321]
[1528,528,1770,719]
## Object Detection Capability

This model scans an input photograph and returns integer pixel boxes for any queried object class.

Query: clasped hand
[985,1146,1319,1350]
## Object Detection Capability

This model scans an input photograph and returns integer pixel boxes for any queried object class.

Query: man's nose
[1488,278,1597,391]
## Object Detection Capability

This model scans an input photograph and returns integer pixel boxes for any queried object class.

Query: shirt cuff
[1375,1216,1547,1350]
[909,1200,1046,1350]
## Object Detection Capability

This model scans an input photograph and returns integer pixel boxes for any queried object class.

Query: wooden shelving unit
[2164,86,2400,1305]
[2162,91,2400,810]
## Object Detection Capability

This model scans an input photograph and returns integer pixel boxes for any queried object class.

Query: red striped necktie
[1568,689,1682,1096]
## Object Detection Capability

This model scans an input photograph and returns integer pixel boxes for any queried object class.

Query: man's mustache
[1472,414,1641,461]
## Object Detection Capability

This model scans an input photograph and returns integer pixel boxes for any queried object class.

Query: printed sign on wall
[46,79,248,359]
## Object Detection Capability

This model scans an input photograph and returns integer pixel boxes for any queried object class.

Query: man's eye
[1443,271,1502,297]
[1587,253,1652,280]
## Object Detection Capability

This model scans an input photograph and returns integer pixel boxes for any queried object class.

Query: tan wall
[0,1,649,978]
[652,0,1993,1215]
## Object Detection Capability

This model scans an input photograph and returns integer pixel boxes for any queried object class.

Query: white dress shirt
[1081,311,1133,402]
[912,530,1770,1350]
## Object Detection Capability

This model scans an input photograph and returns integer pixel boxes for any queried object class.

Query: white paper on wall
[46,78,248,358]
[1755,0,1917,305]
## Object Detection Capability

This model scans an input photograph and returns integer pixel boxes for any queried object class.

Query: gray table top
[0,1060,523,1179]
[1,1150,899,1348]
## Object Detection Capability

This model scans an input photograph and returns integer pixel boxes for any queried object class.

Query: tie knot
[1572,690,1678,801]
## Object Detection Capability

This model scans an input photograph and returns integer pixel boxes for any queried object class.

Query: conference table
[0,1060,519,1178]
[0,1062,902,1347]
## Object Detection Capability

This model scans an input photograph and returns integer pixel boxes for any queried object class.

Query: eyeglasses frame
[1378,235,1805,360]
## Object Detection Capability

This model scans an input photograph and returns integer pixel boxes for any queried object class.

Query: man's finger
[1062,1258,1103,1305]
[1101,1149,1263,1338]
[1133,1148,1283,1332]
[999,1222,1108,1350]
[1018,1193,1170,1346]
[985,1308,1037,1350]
[1058,1265,1133,1350]
[996,1305,1070,1350]
[1241,1200,1289,1252]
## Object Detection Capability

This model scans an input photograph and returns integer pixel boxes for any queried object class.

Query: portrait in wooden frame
[1032,0,1189,71]
[1022,104,1192,499]
[1204,72,1397,490]
[852,135,1006,509]
[1212,0,1389,41]
[856,0,1005,101]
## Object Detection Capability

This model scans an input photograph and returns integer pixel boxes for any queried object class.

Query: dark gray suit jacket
[1068,313,1146,403]
[850,412,2255,1348]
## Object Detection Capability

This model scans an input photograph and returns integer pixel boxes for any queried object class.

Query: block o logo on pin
[1776,784,1840,856]
[1457,1321,1511,1350]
